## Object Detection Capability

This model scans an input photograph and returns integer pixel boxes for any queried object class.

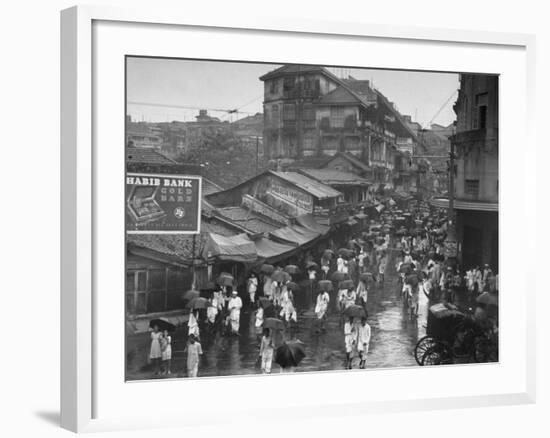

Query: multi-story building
[433,74,498,271]
[259,65,419,187]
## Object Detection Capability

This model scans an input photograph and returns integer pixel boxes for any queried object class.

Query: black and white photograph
[125,57,499,381]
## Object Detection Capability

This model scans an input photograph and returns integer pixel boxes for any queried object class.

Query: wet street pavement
[126,251,431,380]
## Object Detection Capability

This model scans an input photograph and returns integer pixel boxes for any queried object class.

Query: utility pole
[444,140,458,264]
[256,136,259,174]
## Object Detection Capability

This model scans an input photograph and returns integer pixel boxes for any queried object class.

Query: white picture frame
[60,5,536,433]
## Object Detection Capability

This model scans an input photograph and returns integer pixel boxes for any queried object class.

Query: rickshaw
[414,303,496,366]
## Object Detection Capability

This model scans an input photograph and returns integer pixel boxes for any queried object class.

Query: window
[475,93,488,129]
[330,106,345,128]
[283,103,296,121]
[269,79,278,94]
[271,104,280,126]
[465,179,480,197]
[283,77,295,93]
[126,270,148,314]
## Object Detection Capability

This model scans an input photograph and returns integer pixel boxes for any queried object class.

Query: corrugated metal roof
[270,171,342,200]
[126,147,178,165]
[298,168,371,186]
[216,206,283,234]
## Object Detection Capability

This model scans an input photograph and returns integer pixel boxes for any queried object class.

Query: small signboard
[443,240,458,258]
[126,173,201,234]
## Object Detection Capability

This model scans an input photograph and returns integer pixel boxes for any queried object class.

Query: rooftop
[271,171,343,200]
[126,147,178,165]
[215,206,283,234]
[298,168,372,186]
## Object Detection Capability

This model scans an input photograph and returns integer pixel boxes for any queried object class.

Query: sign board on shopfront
[126,173,201,234]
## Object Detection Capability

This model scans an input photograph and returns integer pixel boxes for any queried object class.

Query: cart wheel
[473,338,498,363]
[414,336,436,365]
[421,342,453,366]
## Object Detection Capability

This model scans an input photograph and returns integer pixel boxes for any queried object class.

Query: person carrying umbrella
[188,309,200,338]
[184,334,203,378]
[280,283,297,325]
[314,289,330,332]
[227,290,243,335]
[258,328,274,374]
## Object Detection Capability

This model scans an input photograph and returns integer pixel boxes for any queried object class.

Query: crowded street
[126,198,498,380]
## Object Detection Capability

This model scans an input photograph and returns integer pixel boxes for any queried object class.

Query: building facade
[449,74,499,271]
[259,65,419,188]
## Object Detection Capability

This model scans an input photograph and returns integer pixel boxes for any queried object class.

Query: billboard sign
[126,173,201,234]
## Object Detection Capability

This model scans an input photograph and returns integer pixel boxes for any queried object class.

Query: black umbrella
[323,249,335,258]
[259,297,273,309]
[284,264,300,275]
[318,280,333,292]
[398,263,413,274]
[359,272,375,283]
[331,271,350,282]
[187,297,211,309]
[274,340,306,368]
[181,289,200,302]
[343,305,366,319]
[260,264,275,275]
[338,279,355,290]
[263,317,285,331]
[285,281,300,292]
[272,270,291,283]
[305,261,319,270]
[149,318,175,332]
[217,272,234,287]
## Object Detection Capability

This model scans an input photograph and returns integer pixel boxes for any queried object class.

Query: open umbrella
[318,280,333,292]
[359,272,375,283]
[331,271,350,282]
[272,270,291,283]
[263,317,285,331]
[260,264,275,275]
[338,247,354,257]
[284,265,300,275]
[405,274,420,287]
[259,297,273,309]
[338,279,355,290]
[285,281,300,292]
[343,305,367,319]
[305,261,319,270]
[323,249,335,258]
[200,281,217,293]
[399,263,413,274]
[476,292,499,306]
[274,340,306,368]
[149,318,176,332]
[187,297,211,309]
[181,289,200,302]
[217,272,234,287]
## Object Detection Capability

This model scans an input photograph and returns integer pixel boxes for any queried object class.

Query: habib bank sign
[126,173,201,234]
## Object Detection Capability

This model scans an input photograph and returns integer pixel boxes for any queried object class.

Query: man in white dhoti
[259,328,274,374]
[247,273,258,306]
[228,290,243,335]
[185,334,203,378]
[357,317,371,369]
[315,290,330,332]
[188,310,200,338]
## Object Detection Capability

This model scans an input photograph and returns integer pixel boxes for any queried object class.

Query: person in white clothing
[259,328,274,374]
[336,255,345,273]
[228,290,243,335]
[357,317,371,369]
[188,310,200,338]
[315,290,330,331]
[247,273,258,306]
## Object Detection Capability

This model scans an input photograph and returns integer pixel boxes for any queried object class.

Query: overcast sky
[126,57,459,128]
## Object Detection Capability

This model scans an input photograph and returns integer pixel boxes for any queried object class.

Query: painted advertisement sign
[126,173,201,234]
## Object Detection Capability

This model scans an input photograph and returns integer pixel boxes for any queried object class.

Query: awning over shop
[253,237,297,263]
[202,232,257,263]
[354,212,368,220]
[430,197,499,212]
[295,214,330,235]
[269,225,321,247]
